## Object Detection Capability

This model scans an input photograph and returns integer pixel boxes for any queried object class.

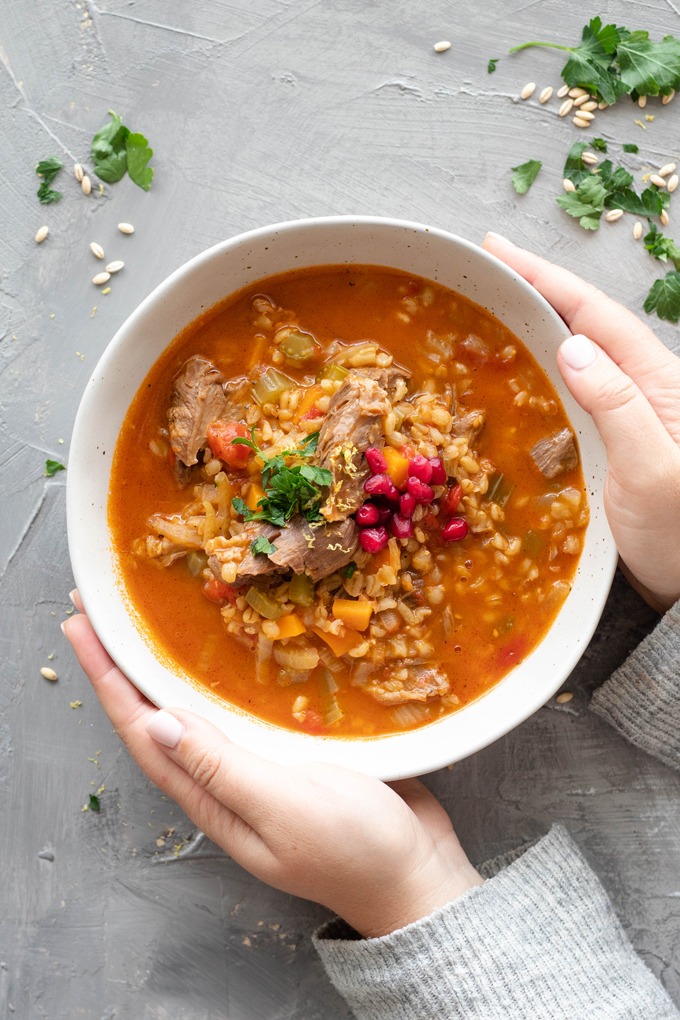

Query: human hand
[62,598,482,938]
[484,232,680,613]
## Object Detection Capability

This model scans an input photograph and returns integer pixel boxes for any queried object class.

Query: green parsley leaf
[251,535,278,556]
[488,58,499,73]
[590,137,608,152]
[622,143,639,153]
[342,561,358,579]
[643,223,680,269]
[37,182,62,205]
[299,464,333,486]
[617,31,680,96]
[644,270,680,322]
[91,110,130,183]
[88,794,101,813]
[45,459,66,477]
[556,175,608,230]
[232,496,250,517]
[563,141,591,187]
[511,159,542,195]
[126,132,154,191]
[36,156,63,203]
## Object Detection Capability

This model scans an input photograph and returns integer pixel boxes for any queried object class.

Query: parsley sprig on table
[509,16,680,105]
[36,157,63,204]
[91,110,154,191]
[231,430,333,530]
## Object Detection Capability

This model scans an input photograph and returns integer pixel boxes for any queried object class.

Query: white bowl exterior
[67,217,616,780]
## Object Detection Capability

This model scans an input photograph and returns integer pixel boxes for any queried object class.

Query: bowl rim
[68,214,617,779]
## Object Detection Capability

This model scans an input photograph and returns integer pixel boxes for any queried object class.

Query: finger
[146,707,303,833]
[390,778,454,838]
[69,588,85,613]
[558,333,679,480]
[482,232,680,441]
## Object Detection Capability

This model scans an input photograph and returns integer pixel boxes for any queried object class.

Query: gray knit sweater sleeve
[313,825,679,1020]
[591,599,680,770]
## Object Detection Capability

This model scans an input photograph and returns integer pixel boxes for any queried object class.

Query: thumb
[557,333,674,473]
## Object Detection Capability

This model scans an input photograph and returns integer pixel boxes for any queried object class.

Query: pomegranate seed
[442,517,469,542]
[365,446,387,474]
[356,502,380,527]
[374,502,393,524]
[441,483,463,518]
[390,514,413,540]
[358,526,389,554]
[364,473,400,502]
[408,455,433,484]
[400,492,417,518]
[429,457,447,486]
[406,477,435,505]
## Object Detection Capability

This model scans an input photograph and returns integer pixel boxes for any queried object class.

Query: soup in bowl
[67,217,616,779]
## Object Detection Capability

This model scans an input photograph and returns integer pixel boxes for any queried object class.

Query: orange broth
[109,265,587,737]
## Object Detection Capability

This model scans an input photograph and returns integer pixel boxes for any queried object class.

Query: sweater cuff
[591,599,680,771]
[313,825,678,1020]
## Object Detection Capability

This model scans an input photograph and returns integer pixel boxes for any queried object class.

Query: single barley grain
[81,175,92,195]
[92,272,111,285]
[650,174,667,188]
[633,221,643,239]
[580,100,598,112]
[573,93,591,107]
[638,95,647,108]
[605,209,624,222]
[662,90,675,105]
[74,163,84,182]
[40,667,58,681]
[575,109,595,121]
[539,86,553,104]
[558,98,574,117]
[568,87,588,98]
[659,162,677,177]
[557,83,569,98]
[35,225,49,244]
[563,178,576,192]
[105,260,124,273]
[573,116,590,128]
[556,691,573,704]
[117,222,135,234]
[661,209,670,227]
[520,81,536,100]
[89,242,105,259]
[581,151,599,165]
[598,100,608,110]
[433,40,451,53]
[668,174,679,193]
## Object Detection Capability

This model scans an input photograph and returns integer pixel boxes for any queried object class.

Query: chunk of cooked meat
[317,374,391,521]
[234,515,359,584]
[450,408,485,443]
[530,428,578,480]
[353,364,411,396]
[359,663,450,705]
[168,356,229,467]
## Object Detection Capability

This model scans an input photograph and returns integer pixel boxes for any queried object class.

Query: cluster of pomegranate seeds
[356,447,469,550]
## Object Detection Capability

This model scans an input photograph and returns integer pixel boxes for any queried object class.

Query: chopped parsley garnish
[511,159,542,194]
[91,110,154,191]
[509,17,680,106]
[342,561,358,579]
[36,156,63,204]
[590,137,608,152]
[88,794,101,813]
[623,143,639,153]
[45,459,66,477]
[643,223,680,268]
[644,271,680,322]
[251,535,278,556]
[487,58,499,73]
[231,430,332,527]
[557,175,608,230]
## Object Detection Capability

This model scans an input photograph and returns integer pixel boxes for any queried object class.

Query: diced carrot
[332,598,374,632]
[313,626,363,657]
[295,384,325,421]
[383,447,410,490]
[245,481,264,511]
[274,613,307,640]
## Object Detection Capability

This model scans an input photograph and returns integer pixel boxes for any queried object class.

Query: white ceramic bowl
[67,216,617,780]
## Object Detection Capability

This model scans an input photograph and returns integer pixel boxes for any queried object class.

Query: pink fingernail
[484,231,515,246]
[146,710,184,749]
[69,589,78,607]
[560,333,597,370]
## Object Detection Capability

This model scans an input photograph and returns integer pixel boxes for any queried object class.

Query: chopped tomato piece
[206,421,252,468]
[441,483,463,518]
[301,406,325,420]
[203,577,238,604]
[299,708,325,734]
[497,636,528,671]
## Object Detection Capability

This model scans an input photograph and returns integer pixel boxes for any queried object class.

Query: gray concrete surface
[2,1,679,1016]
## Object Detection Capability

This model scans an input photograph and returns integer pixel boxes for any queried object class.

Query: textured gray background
[2,1,679,1016]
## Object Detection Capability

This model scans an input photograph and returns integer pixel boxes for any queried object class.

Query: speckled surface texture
[1,1,679,1016]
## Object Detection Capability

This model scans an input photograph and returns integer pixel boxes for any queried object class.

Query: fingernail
[146,710,184,749]
[60,621,67,636]
[560,333,597,370]
[484,231,515,246]
[69,589,78,607]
